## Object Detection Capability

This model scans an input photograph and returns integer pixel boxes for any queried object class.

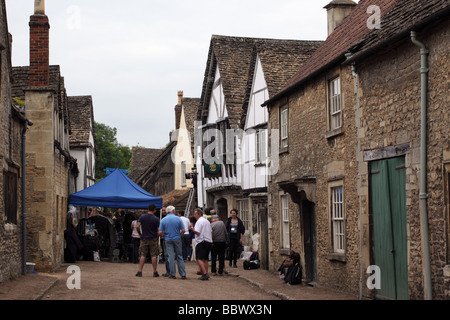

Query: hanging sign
[204,158,221,176]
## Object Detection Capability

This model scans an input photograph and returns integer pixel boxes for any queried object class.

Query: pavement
[0,259,359,301]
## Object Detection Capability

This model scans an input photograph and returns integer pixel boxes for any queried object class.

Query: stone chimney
[29,0,50,86]
[175,91,183,129]
[324,0,357,36]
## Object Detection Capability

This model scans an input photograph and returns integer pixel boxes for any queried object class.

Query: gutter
[410,31,432,301]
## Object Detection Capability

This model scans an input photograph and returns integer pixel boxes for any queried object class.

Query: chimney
[29,0,50,86]
[175,91,183,129]
[324,0,357,36]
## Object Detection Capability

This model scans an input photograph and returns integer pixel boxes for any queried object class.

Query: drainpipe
[21,119,33,275]
[410,30,432,300]
[351,62,363,300]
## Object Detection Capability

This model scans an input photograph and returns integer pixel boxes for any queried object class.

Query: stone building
[68,95,96,218]
[11,2,78,272]
[131,91,200,213]
[0,0,32,282]
[345,0,450,300]
[195,35,322,267]
[68,95,96,194]
[264,0,450,299]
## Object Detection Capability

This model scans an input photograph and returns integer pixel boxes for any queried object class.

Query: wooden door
[371,156,408,300]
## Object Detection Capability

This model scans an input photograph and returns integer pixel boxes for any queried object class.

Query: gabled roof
[180,97,200,144]
[68,96,96,150]
[256,39,323,98]
[129,147,165,181]
[264,0,398,106]
[198,35,256,129]
[134,141,176,188]
[198,35,322,129]
[11,65,72,130]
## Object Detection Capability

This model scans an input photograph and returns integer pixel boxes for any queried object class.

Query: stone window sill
[327,252,346,263]
[325,127,344,140]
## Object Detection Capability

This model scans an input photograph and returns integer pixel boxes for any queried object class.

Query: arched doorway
[216,197,228,222]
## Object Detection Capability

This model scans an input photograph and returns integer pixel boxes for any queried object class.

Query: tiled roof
[265,0,398,105]
[68,96,95,149]
[198,35,322,128]
[346,0,450,64]
[181,97,200,144]
[129,147,165,181]
[11,65,72,130]
[198,35,256,129]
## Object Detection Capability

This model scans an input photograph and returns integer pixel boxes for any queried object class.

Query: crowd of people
[68,204,303,285]
[134,204,246,280]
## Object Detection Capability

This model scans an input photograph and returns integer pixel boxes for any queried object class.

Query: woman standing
[131,211,142,263]
[225,209,245,268]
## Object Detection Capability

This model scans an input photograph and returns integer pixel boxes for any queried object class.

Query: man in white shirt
[177,211,191,260]
[190,208,212,280]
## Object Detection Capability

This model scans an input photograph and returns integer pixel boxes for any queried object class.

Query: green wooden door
[371,156,408,300]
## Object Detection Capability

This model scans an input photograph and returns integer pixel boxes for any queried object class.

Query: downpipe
[21,119,33,275]
[410,30,432,300]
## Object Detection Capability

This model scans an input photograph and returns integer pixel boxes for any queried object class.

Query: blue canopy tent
[69,168,162,209]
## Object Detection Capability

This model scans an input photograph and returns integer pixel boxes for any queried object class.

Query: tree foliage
[95,122,131,181]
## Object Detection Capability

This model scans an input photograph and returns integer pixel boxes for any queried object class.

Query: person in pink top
[131,211,142,263]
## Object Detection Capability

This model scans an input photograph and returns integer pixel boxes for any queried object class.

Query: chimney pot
[34,0,45,14]
[324,0,357,36]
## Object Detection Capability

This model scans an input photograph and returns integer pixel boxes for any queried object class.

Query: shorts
[195,241,212,260]
[139,238,160,258]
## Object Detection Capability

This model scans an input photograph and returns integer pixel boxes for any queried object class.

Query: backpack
[243,251,260,270]
[285,263,302,285]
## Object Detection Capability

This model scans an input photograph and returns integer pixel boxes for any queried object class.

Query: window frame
[329,183,345,254]
[255,128,267,165]
[4,170,18,225]
[328,76,342,131]
[280,194,290,249]
[237,199,250,231]
[280,104,288,151]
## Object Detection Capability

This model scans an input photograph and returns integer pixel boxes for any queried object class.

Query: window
[237,199,249,231]
[4,170,18,224]
[281,194,290,249]
[255,129,266,165]
[280,105,288,149]
[329,77,342,130]
[331,185,345,253]
[181,161,186,187]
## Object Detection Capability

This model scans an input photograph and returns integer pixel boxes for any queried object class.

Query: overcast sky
[5,0,357,149]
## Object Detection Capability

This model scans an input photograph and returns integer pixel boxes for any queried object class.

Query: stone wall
[357,20,450,299]
[24,89,69,272]
[0,0,25,282]
[267,64,366,296]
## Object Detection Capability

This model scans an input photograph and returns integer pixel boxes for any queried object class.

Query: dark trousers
[181,234,191,260]
[211,241,226,274]
[228,238,241,266]
[131,237,140,263]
